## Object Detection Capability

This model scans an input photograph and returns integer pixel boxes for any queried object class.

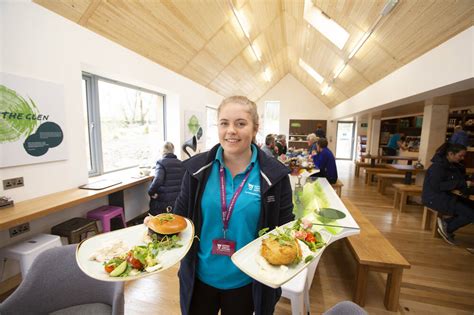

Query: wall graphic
[0,73,67,168]
[182,111,204,158]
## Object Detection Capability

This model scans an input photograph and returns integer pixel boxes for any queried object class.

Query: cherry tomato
[128,256,143,270]
[305,233,316,243]
[104,264,115,274]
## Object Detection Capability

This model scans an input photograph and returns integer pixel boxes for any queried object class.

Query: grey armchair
[0,244,124,315]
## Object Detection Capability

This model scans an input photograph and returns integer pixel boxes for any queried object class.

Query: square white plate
[231,221,331,288]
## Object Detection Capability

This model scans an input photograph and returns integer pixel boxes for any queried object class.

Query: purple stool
[86,205,127,232]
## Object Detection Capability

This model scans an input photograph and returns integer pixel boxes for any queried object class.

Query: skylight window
[299,59,324,84]
[303,0,349,50]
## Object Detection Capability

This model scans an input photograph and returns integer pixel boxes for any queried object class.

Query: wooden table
[361,155,418,167]
[387,164,425,184]
[0,175,153,231]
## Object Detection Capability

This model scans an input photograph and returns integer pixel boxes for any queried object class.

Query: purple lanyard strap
[219,164,253,238]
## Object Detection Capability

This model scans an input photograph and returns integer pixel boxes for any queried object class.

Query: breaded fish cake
[261,237,302,265]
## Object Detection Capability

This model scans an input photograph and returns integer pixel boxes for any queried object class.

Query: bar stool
[0,234,62,277]
[51,217,99,244]
[86,205,127,232]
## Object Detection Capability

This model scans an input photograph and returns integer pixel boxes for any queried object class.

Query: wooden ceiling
[34,0,473,108]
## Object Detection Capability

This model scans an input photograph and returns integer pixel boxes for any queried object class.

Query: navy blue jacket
[173,144,294,315]
[312,147,338,184]
[148,153,185,214]
[422,152,471,214]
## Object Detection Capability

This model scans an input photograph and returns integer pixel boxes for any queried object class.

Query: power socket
[3,177,24,190]
[9,223,30,238]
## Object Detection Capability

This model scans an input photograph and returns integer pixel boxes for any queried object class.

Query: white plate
[231,221,330,288]
[76,219,194,282]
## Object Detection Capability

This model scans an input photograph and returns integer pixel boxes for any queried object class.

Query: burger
[145,213,187,240]
[261,232,302,265]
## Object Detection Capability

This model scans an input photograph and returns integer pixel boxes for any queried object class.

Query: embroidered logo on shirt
[245,183,260,196]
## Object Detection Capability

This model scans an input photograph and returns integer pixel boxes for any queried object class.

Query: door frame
[335,121,356,160]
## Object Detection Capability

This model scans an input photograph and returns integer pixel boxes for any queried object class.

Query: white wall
[1,1,223,203]
[0,1,223,279]
[257,73,330,136]
[330,26,474,120]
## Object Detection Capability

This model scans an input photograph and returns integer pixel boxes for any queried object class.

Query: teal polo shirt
[197,144,261,289]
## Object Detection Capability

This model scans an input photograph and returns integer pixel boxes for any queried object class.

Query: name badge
[212,239,236,256]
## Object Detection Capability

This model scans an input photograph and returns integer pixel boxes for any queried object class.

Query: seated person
[449,125,469,147]
[307,133,318,156]
[422,143,474,245]
[261,134,277,158]
[311,138,338,184]
[275,134,287,156]
[148,142,185,215]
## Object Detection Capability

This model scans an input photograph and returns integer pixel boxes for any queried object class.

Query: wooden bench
[422,207,441,238]
[376,174,405,194]
[331,179,344,197]
[355,161,371,177]
[392,184,422,212]
[344,199,411,311]
[364,167,400,185]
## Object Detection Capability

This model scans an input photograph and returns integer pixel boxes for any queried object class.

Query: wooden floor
[125,161,474,314]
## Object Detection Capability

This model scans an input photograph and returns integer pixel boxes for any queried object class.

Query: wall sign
[0,73,67,168]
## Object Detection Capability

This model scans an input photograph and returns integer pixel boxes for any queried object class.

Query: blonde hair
[162,141,174,155]
[307,133,317,143]
[218,96,259,132]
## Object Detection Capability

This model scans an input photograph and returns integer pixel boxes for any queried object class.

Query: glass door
[335,121,355,159]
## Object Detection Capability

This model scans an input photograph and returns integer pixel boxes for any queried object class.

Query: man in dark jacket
[422,143,474,245]
[311,138,338,184]
[173,143,294,315]
[148,142,185,215]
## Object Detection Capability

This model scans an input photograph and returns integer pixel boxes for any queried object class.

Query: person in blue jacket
[311,138,338,184]
[173,96,294,315]
[147,141,185,215]
[449,125,469,147]
[422,143,474,245]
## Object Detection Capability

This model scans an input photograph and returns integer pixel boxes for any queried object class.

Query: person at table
[422,143,474,245]
[275,134,287,156]
[311,138,338,184]
[307,133,318,156]
[314,124,326,139]
[449,125,469,147]
[147,141,185,215]
[261,134,277,158]
[173,95,294,315]
[384,133,408,163]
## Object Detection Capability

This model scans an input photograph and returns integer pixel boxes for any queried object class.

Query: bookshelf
[288,119,327,150]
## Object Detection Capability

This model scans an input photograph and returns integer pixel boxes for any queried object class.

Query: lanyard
[219,164,253,238]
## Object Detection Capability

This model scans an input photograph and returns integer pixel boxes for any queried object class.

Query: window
[82,73,165,176]
[206,106,218,149]
[263,101,280,136]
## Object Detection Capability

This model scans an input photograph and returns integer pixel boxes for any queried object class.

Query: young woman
[173,96,294,315]
[422,143,474,245]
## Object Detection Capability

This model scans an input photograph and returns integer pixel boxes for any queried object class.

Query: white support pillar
[418,102,450,167]
[369,115,381,156]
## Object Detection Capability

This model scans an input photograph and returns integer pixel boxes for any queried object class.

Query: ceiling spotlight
[263,68,272,82]
[234,10,250,38]
[322,85,331,95]
[250,43,261,61]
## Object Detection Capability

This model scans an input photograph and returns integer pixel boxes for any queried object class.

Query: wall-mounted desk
[0,176,153,231]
